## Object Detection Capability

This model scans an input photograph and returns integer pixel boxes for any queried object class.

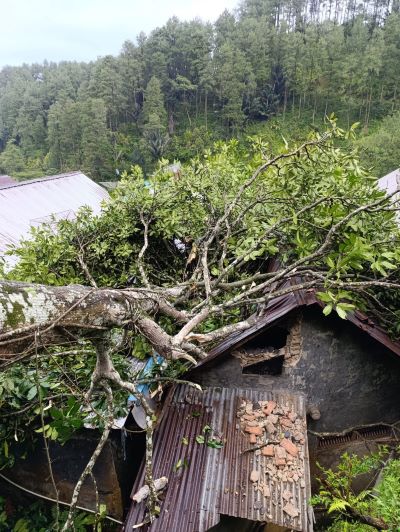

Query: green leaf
[323,304,333,316]
[174,458,183,470]
[206,438,224,449]
[26,386,37,401]
[328,499,351,514]
[196,435,205,444]
[336,305,347,320]
[317,291,334,303]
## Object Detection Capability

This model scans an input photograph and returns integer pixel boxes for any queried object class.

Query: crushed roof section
[0,172,109,260]
[124,385,313,532]
[196,278,400,370]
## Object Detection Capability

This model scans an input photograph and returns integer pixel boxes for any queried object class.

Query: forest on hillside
[0,0,400,180]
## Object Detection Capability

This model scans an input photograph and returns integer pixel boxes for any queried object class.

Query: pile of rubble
[237,399,307,520]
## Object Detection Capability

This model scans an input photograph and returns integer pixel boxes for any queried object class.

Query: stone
[280,438,299,457]
[265,421,276,434]
[293,432,302,442]
[245,425,263,436]
[245,420,259,427]
[245,404,253,414]
[243,414,256,421]
[280,417,293,429]
[263,485,271,497]
[288,411,297,422]
[282,489,292,501]
[267,414,278,425]
[250,470,260,482]
[261,445,275,457]
[275,446,287,459]
[274,446,287,467]
[283,502,299,518]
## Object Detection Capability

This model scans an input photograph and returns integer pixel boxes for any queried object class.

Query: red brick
[280,438,299,457]
[249,433,257,444]
[261,445,274,457]
[245,425,263,436]
[263,400,277,416]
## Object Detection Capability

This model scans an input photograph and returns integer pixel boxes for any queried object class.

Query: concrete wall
[194,307,400,434]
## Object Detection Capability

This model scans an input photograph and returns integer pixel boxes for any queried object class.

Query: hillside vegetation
[0,0,400,180]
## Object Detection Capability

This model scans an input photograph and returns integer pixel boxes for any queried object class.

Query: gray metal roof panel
[0,172,109,258]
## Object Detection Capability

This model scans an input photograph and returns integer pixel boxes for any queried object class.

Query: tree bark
[0,281,197,364]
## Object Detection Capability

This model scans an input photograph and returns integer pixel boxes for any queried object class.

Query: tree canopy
[1,0,400,179]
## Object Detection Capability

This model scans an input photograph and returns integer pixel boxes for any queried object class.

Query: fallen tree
[1,119,400,528]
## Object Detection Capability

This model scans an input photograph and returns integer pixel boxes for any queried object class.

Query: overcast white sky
[0,0,239,68]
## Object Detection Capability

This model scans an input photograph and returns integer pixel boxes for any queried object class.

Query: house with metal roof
[0,175,16,188]
[378,168,400,195]
[124,281,400,532]
[0,171,109,266]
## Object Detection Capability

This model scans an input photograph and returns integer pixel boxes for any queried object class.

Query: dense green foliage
[0,348,134,469]
[0,496,116,531]
[6,121,399,304]
[358,111,400,176]
[312,448,400,531]
[1,0,400,179]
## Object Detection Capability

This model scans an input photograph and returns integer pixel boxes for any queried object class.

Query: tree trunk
[204,91,208,132]
[0,281,185,361]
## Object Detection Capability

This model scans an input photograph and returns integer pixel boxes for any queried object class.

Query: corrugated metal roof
[124,385,313,532]
[0,175,16,188]
[0,172,109,260]
[378,168,400,195]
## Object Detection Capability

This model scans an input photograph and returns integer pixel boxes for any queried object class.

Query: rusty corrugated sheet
[0,172,109,261]
[124,385,313,532]
[0,175,16,188]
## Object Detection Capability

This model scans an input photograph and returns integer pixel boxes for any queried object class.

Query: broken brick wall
[194,307,400,435]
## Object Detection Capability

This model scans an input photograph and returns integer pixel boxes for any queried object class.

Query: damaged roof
[124,385,313,532]
[197,278,400,369]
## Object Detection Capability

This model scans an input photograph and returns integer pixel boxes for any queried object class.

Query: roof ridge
[0,171,85,189]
